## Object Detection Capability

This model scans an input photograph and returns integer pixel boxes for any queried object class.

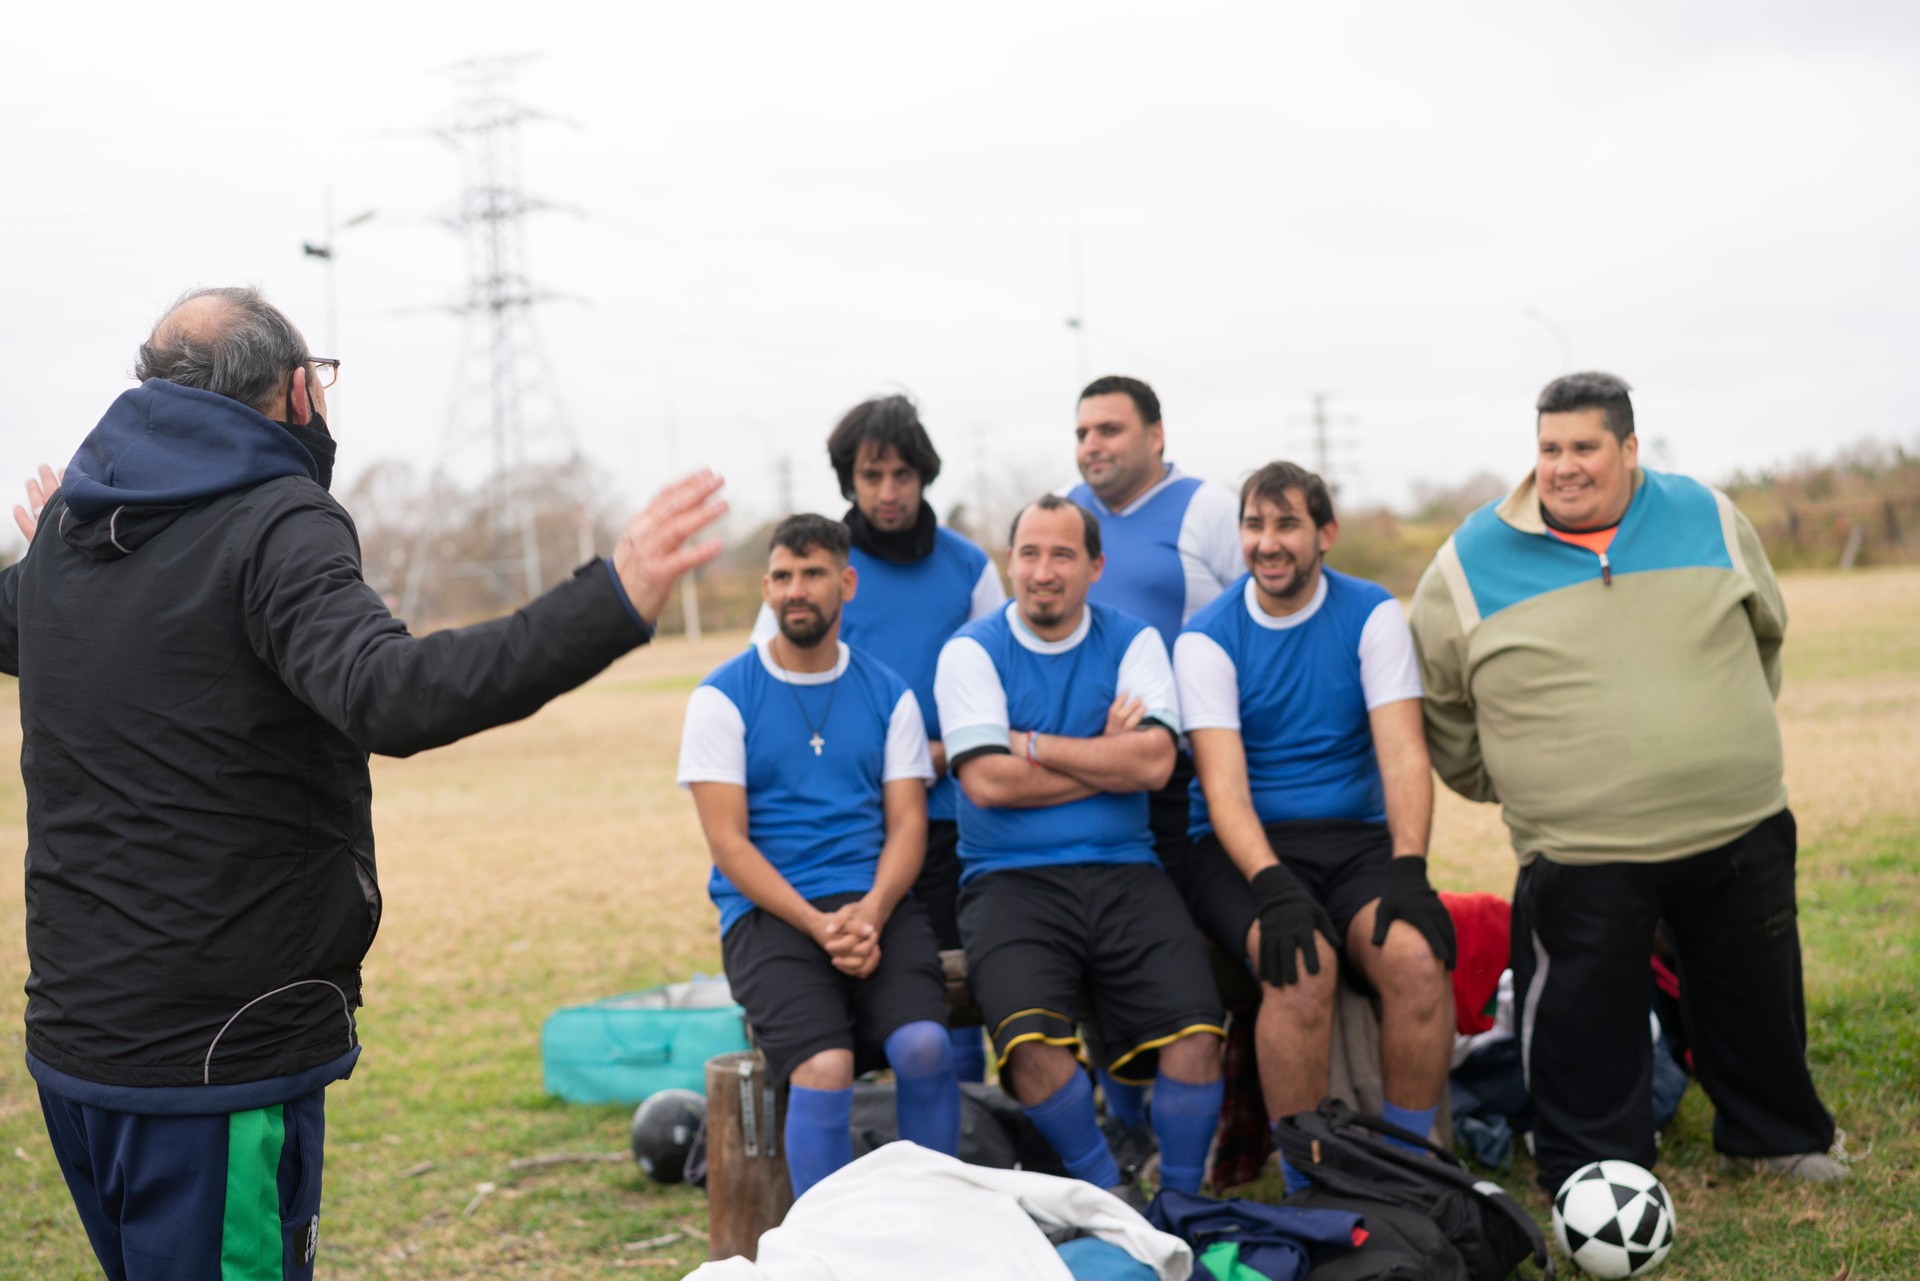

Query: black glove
[1251,864,1337,987]
[1370,855,1457,970]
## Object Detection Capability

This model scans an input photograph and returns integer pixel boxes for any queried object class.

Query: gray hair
[135,286,309,416]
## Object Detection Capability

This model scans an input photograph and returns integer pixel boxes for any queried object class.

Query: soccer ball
[630,1088,706,1183]
[1552,1160,1676,1277]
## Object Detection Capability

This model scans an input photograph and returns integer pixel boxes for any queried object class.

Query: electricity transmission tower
[402,56,591,620]
[1290,391,1360,494]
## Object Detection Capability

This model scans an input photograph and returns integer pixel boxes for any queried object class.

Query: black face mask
[282,412,337,492]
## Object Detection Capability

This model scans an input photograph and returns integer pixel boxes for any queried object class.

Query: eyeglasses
[308,357,341,390]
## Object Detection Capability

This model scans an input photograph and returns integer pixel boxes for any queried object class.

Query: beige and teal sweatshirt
[1409,467,1788,867]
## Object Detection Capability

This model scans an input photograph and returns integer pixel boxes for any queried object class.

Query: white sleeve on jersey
[1117,627,1182,733]
[885,690,937,782]
[1178,481,1246,622]
[748,602,777,645]
[1358,598,1425,709]
[933,636,1010,759]
[969,558,1008,621]
[676,685,747,787]
[1172,631,1242,731]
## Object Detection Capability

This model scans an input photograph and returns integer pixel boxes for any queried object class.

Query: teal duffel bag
[541,979,750,1105]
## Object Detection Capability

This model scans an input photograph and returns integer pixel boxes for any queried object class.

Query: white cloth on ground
[686,1141,1192,1281]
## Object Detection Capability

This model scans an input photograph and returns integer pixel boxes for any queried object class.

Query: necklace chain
[772,637,838,756]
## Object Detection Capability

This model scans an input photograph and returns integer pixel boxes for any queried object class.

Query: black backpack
[1273,1101,1554,1281]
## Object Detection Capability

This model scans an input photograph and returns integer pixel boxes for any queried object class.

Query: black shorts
[958,863,1224,1086]
[912,820,964,952]
[721,892,948,1084]
[1186,820,1393,963]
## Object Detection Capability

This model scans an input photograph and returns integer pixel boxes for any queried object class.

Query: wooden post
[703,1050,791,1262]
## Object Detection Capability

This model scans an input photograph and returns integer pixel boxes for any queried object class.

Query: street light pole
[302,188,376,355]
[1524,306,1574,373]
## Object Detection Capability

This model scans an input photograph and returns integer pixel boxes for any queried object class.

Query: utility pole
[662,376,701,642]
[400,56,591,622]
[1289,392,1359,493]
[1524,306,1574,372]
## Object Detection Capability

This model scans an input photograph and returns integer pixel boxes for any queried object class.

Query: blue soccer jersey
[934,602,1180,880]
[752,527,1004,821]
[1066,465,1241,648]
[678,641,933,933]
[1174,569,1423,838]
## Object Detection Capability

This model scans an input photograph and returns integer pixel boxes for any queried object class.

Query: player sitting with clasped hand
[678,514,959,1197]
[1174,462,1455,1192]
[934,495,1224,1199]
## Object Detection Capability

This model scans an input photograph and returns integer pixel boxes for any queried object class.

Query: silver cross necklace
[773,638,838,757]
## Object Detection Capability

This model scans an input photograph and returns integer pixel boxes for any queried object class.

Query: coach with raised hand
[2,285,725,1281]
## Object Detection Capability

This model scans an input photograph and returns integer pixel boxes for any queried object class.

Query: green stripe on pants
[223,1104,287,1280]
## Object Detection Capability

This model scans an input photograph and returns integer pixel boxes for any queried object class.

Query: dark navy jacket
[1,380,649,1112]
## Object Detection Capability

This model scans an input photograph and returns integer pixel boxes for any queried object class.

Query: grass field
[3,567,1916,1278]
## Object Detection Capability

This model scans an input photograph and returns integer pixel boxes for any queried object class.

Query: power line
[401,56,591,620]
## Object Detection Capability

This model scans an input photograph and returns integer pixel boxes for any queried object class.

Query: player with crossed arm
[680,514,959,1198]
[935,495,1223,1198]
[752,395,1005,1080]
[1175,462,1454,1192]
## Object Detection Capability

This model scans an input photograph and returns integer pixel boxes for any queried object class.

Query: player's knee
[1005,1040,1079,1100]
[1373,929,1449,1013]
[1158,1030,1223,1084]
[1260,968,1337,1026]
[1251,927,1339,1007]
[789,1047,855,1091]
[883,1020,953,1080]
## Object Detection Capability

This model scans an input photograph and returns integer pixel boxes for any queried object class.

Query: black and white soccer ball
[630,1088,705,1183]
[1552,1159,1677,1277]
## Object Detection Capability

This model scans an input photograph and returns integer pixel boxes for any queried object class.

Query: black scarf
[281,412,337,492]
[844,500,937,565]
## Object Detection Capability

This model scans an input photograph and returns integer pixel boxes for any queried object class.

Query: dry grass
[2,566,1917,1278]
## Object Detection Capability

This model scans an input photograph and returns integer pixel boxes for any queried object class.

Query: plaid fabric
[1209,1008,1273,1191]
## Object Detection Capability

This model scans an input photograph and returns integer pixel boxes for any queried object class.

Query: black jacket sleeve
[0,560,18,677]
[238,486,650,757]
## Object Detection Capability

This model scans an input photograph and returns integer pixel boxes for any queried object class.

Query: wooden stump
[939,948,984,1028]
[703,1050,792,1262]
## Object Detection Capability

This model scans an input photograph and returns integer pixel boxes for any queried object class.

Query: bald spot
[152,292,241,348]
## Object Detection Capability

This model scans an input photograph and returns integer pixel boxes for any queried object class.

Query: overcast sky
[4,0,1916,545]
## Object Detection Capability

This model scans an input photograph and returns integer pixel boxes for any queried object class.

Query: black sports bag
[1274,1100,1554,1281]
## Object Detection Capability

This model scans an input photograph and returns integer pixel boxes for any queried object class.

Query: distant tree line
[95,437,1893,634]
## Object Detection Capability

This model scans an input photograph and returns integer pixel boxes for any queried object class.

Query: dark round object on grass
[631,1088,706,1183]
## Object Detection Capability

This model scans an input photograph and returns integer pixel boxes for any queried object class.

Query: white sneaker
[1724,1148,1851,1183]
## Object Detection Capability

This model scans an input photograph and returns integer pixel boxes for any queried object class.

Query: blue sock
[1380,1099,1439,1156]
[784,1084,853,1198]
[886,1021,960,1157]
[950,1026,988,1085]
[1024,1070,1122,1188]
[1280,1155,1312,1195]
[1098,1069,1148,1131]
[1151,1072,1223,1194]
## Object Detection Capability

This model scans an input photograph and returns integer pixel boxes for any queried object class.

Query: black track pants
[1512,809,1834,1190]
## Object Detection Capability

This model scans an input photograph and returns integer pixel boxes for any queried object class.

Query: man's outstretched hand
[12,464,62,542]
[613,470,728,623]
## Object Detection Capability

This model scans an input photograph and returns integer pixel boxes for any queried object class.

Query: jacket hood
[62,379,320,525]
